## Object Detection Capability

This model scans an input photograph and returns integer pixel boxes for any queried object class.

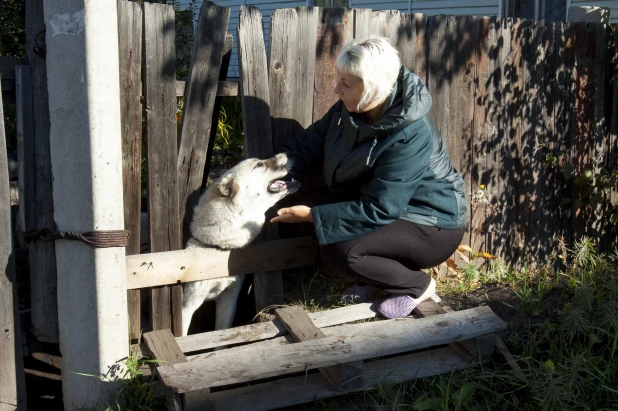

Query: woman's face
[334,70,364,113]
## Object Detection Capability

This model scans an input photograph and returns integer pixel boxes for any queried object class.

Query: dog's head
[215,153,300,207]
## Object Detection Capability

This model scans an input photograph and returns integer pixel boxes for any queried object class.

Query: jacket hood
[341,66,433,143]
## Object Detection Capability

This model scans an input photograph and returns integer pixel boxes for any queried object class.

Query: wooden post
[0,85,27,411]
[237,5,285,312]
[43,0,129,407]
[144,2,183,336]
[117,0,144,342]
[25,0,59,344]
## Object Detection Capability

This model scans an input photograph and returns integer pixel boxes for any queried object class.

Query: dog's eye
[255,162,264,168]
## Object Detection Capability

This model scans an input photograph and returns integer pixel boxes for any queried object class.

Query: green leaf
[561,163,574,180]
[451,383,478,405]
[413,397,443,410]
[588,193,603,208]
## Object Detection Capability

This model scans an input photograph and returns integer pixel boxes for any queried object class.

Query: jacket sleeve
[278,104,336,178]
[311,130,432,245]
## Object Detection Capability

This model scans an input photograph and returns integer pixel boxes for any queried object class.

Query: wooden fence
[14,1,618,342]
[240,6,618,266]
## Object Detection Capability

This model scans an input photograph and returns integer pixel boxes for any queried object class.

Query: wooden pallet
[143,300,506,411]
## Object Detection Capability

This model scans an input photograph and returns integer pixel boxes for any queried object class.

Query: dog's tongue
[268,178,300,193]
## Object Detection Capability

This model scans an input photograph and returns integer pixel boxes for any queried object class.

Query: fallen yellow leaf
[458,244,474,253]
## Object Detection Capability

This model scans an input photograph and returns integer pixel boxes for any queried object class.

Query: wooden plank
[269,6,318,149]
[177,1,230,245]
[370,10,401,46]
[238,5,285,312]
[178,300,379,354]
[193,346,475,411]
[605,26,618,249]
[353,8,372,40]
[25,0,59,344]
[0,57,27,104]
[275,306,362,389]
[15,66,34,251]
[494,335,527,381]
[159,306,506,392]
[0,88,27,410]
[313,7,353,122]
[118,0,143,342]
[238,5,272,159]
[126,236,317,290]
[413,300,474,363]
[202,34,234,192]
[144,2,182,334]
[175,80,238,97]
[413,14,427,83]
[144,329,188,366]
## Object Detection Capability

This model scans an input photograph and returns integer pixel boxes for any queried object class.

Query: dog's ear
[217,175,237,198]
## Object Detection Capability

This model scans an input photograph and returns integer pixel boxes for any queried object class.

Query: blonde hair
[336,36,401,111]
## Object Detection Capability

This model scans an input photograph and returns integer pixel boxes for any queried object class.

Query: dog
[181,153,299,336]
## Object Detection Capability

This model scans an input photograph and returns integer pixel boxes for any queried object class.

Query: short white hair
[336,36,401,111]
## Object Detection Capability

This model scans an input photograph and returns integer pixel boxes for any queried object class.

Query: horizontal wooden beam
[175,80,238,97]
[126,236,317,289]
[158,306,506,393]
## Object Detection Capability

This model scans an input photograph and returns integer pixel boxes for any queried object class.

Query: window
[502,0,567,21]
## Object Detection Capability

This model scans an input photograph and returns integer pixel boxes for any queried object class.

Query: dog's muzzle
[268,177,300,194]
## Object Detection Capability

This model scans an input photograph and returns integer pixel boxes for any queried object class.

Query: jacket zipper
[366,138,377,167]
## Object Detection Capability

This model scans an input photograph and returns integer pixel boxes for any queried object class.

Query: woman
[270,36,466,319]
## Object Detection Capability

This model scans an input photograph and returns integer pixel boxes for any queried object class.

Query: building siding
[570,0,618,23]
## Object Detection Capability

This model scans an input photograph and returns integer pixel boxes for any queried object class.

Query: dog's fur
[181,153,298,336]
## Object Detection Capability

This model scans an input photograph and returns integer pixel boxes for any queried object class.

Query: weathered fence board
[15,66,34,251]
[1,91,27,410]
[313,7,353,122]
[118,0,143,341]
[238,5,286,312]
[144,2,182,335]
[177,1,230,244]
[25,0,58,343]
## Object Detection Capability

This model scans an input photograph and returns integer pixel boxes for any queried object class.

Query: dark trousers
[320,220,464,298]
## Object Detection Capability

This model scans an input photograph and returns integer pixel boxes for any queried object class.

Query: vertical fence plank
[118,0,143,341]
[0,91,27,411]
[353,8,372,40]
[370,10,401,45]
[427,15,454,166]
[591,23,607,242]
[553,22,576,250]
[25,0,59,343]
[144,2,181,334]
[604,26,618,250]
[313,7,353,122]
[177,1,230,245]
[472,16,495,253]
[269,7,318,149]
[238,5,272,159]
[15,66,34,252]
[238,5,284,312]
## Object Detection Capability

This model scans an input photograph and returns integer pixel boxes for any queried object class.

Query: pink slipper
[340,283,377,305]
[377,278,437,319]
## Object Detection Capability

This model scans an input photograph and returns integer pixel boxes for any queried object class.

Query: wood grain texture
[25,0,59,343]
[126,237,317,290]
[144,2,181,334]
[158,306,505,393]
[15,66,34,251]
[144,329,187,366]
[177,1,230,244]
[118,0,143,341]
[275,306,362,389]
[0,91,27,410]
[186,346,472,411]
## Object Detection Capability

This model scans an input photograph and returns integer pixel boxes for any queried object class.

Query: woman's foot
[377,278,437,319]
[340,283,377,305]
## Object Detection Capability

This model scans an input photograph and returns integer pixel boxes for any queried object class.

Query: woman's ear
[217,175,237,198]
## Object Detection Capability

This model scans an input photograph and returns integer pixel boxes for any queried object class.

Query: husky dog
[181,153,299,336]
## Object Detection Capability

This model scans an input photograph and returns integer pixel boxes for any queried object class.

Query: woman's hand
[270,206,313,223]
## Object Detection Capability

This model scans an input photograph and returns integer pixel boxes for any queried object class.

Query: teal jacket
[283,66,467,246]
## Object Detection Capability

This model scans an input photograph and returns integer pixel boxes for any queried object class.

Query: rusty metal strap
[25,228,130,248]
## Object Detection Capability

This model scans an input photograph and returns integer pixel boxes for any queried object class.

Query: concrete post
[42,1,128,409]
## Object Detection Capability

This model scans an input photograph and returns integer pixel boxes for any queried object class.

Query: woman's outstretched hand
[270,206,313,223]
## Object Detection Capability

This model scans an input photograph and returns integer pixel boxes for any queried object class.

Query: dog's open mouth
[268,177,300,194]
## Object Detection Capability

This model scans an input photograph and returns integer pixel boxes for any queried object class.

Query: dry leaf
[456,250,470,263]
[477,251,498,260]
[445,258,458,270]
[458,244,474,253]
